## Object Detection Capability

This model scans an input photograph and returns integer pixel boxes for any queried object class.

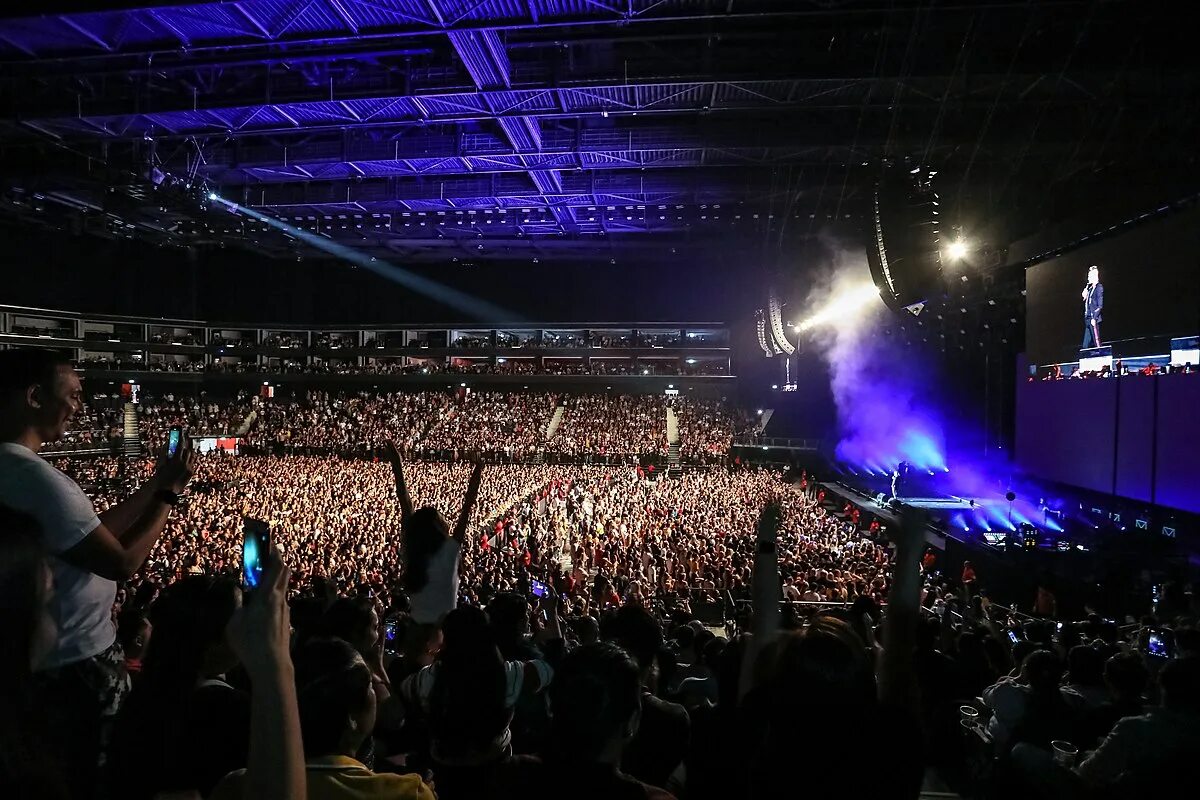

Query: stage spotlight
[1005,491,1016,502]
[207,192,218,201]
[946,239,968,261]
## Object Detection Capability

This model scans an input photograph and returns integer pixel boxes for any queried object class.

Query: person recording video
[1081,265,1104,349]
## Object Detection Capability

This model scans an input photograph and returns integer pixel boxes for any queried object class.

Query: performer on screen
[1081,265,1104,349]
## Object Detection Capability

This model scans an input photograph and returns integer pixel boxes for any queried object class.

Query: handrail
[733,435,821,450]
[733,599,888,610]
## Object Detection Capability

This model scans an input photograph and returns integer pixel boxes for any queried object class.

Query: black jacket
[1084,282,1104,322]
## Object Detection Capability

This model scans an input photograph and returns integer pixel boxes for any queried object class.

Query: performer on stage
[1081,265,1104,349]
[890,461,910,503]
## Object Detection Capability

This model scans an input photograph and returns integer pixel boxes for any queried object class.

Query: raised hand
[384,439,414,520]
[226,549,292,679]
[154,436,196,494]
[383,438,403,469]
[452,458,485,544]
[225,549,306,800]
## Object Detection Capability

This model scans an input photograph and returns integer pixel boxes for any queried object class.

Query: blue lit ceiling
[0,1,1195,262]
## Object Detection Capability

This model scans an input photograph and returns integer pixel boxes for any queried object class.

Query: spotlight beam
[797,282,881,333]
[211,197,520,322]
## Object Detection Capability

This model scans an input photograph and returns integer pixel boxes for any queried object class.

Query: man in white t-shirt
[0,349,195,796]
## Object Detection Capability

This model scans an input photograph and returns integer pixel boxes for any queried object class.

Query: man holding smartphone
[0,349,195,797]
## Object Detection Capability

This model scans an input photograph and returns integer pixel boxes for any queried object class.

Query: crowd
[243,391,450,455]
[41,401,124,453]
[138,394,255,451]
[149,332,201,345]
[670,398,754,463]
[76,356,730,378]
[4,349,1197,800]
[312,334,357,350]
[128,389,743,464]
[906,573,1200,798]
[55,454,889,616]
[12,321,72,337]
[419,392,555,458]
[547,394,668,460]
[263,333,308,349]
[211,333,256,348]
[443,332,691,349]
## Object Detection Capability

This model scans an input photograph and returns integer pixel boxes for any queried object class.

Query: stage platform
[902,496,977,511]
[817,481,953,551]
[1040,335,1198,376]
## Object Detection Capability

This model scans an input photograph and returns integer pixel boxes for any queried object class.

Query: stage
[816,481,959,552]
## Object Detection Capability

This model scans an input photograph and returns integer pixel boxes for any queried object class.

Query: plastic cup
[1051,740,1078,768]
[959,705,980,725]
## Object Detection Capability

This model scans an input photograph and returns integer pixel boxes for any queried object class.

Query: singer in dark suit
[1081,265,1104,349]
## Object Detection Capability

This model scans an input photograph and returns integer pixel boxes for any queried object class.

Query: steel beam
[17,74,1114,140]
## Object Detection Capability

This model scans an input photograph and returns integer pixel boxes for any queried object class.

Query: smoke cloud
[801,235,946,470]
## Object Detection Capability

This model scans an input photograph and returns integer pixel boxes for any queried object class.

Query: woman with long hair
[384,441,483,625]
[400,604,558,799]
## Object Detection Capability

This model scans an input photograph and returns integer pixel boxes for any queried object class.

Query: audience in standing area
[1,347,1197,800]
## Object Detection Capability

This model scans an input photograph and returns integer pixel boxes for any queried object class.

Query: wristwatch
[154,488,182,507]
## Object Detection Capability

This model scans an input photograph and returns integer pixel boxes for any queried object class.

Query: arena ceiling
[0,0,1196,263]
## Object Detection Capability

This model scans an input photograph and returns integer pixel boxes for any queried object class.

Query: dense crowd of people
[41,401,124,453]
[149,332,201,345]
[38,386,748,464]
[670,398,754,462]
[138,394,255,451]
[129,389,744,464]
[75,356,730,377]
[419,392,554,457]
[547,394,668,460]
[50,451,886,617]
[3,349,1197,800]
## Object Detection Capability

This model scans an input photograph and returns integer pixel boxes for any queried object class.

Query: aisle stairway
[234,409,258,437]
[122,402,141,457]
[666,405,681,469]
[545,402,566,441]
